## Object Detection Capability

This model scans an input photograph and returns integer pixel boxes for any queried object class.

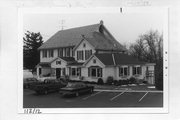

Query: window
[49,49,54,57]
[62,68,66,76]
[133,66,142,75]
[83,43,86,48]
[93,59,96,64]
[65,48,70,57]
[56,60,61,65]
[58,48,63,57]
[42,50,47,58]
[85,50,92,60]
[77,50,84,60]
[119,66,129,76]
[88,67,102,77]
[70,68,81,76]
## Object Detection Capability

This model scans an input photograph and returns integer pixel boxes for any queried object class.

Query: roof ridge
[57,23,100,32]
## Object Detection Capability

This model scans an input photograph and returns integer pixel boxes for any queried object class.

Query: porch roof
[94,53,147,66]
[36,62,51,68]
[67,62,84,66]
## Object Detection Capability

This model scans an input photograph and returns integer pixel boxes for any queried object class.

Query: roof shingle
[95,53,146,66]
[38,22,126,51]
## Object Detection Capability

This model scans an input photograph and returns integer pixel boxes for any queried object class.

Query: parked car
[37,76,56,82]
[23,78,39,89]
[59,83,94,97]
[29,79,68,94]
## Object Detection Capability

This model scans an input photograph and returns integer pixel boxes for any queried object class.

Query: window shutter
[133,67,135,75]
[101,68,102,77]
[82,51,84,60]
[128,66,130,76]
[140,66,142,75]
[69,67,71,76]
[88,68,90,77]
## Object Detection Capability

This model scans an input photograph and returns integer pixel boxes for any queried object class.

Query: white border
[18,7,168,114]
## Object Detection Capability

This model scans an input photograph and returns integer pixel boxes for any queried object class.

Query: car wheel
[75,92,79,97]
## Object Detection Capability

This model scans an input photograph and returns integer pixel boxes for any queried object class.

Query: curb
[94,89,163,93]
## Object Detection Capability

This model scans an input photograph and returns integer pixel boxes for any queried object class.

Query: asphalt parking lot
[23,89,163,108]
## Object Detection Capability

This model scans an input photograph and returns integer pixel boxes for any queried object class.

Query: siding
[74,39,96,62]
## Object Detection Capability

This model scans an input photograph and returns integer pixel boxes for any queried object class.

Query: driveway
[23,89,163,108]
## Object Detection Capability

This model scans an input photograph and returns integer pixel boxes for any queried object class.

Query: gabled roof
[67,62,84,66]
[38,21,126,51]
[113,53,146,65]
[50,57,75,63]
[95,53,114,66]
[94,53,146,66]
[38,24,100,49]
[60,57,75,62]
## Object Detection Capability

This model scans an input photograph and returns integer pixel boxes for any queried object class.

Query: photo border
[18,7,169,114]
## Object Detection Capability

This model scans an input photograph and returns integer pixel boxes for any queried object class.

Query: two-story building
[36,20,155,84]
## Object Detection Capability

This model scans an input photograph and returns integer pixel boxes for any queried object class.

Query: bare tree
[129,30,163,90]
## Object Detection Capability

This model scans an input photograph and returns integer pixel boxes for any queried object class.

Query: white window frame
[133,66,142,75]
[89,67,102,78]
[119,66,128,77]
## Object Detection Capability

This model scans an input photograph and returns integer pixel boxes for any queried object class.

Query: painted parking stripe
[110,91,125,101]
[138,92,148,102]
[82,91,103,100]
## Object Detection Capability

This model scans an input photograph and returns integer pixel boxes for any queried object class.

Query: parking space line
[82,91,103,100]
[138,92,148,102]
[110,91,125,101]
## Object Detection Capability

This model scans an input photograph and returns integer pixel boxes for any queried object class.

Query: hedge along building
[36,20,155,84]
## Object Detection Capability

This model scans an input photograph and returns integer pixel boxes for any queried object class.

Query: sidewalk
[68,81,162,92]
[87,83,162,92]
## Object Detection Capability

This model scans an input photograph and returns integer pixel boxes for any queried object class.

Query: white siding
[51,58,67,68]
[85,56,104,68]
[74,39,96,62]
[103,67,116,82]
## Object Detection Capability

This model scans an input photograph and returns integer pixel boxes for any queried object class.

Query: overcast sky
[23,12,164,45]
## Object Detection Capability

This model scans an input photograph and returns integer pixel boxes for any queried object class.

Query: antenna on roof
[60,19,66,30]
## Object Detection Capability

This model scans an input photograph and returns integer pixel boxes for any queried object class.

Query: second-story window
[85,50,92,60]
[42,50,47,58]
[49,49,54,57]
[66,48,70,57]
[58,48,63,57]
[77,50,84,60]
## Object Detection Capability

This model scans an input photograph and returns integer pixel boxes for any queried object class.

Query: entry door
[39,68,41,76]
[56,68,61,79]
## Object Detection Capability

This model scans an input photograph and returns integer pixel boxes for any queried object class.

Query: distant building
[36,20,155,84]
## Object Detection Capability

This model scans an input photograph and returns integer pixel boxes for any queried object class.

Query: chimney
[100,20,103,25]
[81,34,85,38]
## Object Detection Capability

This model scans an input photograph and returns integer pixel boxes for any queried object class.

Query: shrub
[143,81,148,84]
[113,80,119,86]
[106,76,114,85]
[129,77,136,84]
[97,78,104,85]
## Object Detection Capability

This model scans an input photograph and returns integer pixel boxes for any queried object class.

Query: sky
[23,11,164,46]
